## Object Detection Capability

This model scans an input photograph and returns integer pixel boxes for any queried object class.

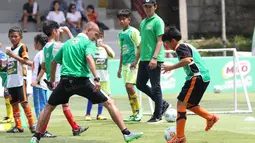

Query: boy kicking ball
[162,26,219,143]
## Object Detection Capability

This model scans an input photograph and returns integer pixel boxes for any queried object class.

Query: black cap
[143,0,156,5]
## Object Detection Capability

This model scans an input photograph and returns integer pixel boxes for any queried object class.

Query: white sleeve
[66,13,71,19]
[76,11,81,19]
[105,45,115,59]
[41,50,45,63]
[53,42,63,57]
[46,12,52,20]
[39,50,44,64]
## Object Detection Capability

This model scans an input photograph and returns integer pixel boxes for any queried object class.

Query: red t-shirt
[86,12,98,23]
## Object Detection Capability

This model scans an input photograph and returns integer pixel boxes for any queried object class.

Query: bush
[188,38,231,56]
[187,35,252,56]
[230,35,252,51]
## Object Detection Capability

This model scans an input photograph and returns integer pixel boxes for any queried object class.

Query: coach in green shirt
[134,0,170,123]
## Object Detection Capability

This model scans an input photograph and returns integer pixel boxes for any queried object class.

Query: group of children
[0,3,219,143]
[0,8,143,134]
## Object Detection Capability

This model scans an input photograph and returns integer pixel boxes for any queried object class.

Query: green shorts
[122,64,137,84]
[101,81,111,95]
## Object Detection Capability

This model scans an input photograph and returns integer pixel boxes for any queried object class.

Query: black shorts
[48,76,109,106]
[8,86,27,104]
[178,76,209,105]
[23,15,37,23]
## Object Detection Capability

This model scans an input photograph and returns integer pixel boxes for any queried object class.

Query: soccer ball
[213,85,221,93]
[164,126,176,141]
[165,108,177,122]
[0,51,7,71]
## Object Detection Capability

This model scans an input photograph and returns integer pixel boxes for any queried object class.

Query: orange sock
[176,104,186,138]
[12,104,22,129]
[23,104,34,127]
[188,104,213,120]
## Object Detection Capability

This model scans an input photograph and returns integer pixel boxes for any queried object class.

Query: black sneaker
[30,125,36,133]
[72,126,89,136]
[6,126,24,133]
[41,131,57,138]
[147,116,162,124]
[161,101,170,117]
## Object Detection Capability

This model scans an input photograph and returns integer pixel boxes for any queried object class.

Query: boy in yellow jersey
[85,29,115,121]
[0,51,14,123]
[117,9,142,121]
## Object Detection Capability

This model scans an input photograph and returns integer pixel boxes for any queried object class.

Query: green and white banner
[108,57,255,95]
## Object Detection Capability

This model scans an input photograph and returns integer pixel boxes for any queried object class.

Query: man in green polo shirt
[134,0,170,123]
[30,22,143,143]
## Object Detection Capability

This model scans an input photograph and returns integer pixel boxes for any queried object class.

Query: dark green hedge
[188,35,252,56]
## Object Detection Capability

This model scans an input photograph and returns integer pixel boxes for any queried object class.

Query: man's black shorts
[8,86,27,104]
[48,76,109,106]
[178,76,209,105]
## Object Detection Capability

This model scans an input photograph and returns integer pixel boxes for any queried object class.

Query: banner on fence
[108,57,255,95]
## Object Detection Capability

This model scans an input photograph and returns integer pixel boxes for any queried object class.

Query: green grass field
[1,92,255,143]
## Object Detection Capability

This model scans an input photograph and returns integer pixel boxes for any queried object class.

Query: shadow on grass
[0,134,112,143]
[186,130,255,143]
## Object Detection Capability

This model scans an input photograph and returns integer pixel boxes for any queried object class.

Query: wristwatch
[152,56,158,60]
[94,77,100,82]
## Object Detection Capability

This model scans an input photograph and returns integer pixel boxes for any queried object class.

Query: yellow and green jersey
[118,26,140,65]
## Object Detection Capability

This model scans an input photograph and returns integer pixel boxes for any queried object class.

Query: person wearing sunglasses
[66,4,82,36]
